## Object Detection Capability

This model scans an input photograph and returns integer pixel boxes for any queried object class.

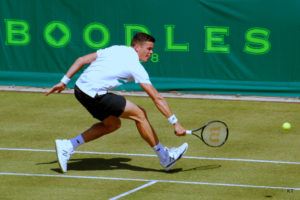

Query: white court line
[2,148,300,198]
[1,172,299,191]
[1,147,300,165]
[109,181,157,200]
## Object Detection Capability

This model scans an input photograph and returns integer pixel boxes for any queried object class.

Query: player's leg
[56,87,125,173]
[69,115,121,150]
[55,116,121,173]
[71,88,125,148]
[81,116,121,142]
[120,100,158,147]
[120,100,188,170]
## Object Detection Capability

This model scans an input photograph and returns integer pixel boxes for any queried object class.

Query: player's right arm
[139,83,186,136]
[45,52,97,96]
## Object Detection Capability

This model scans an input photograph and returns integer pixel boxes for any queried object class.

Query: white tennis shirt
[76,45,152,97]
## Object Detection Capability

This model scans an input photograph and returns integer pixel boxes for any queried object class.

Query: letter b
[5,19,31,45]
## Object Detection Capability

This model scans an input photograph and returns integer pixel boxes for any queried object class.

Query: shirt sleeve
[96,49,104,58]
[131,62,152,85]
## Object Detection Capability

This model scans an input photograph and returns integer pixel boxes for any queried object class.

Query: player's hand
[174,123,186,136]
[45,82,65,96]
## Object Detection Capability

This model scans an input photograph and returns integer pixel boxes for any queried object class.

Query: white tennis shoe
[161,143,188,171]
[55,139,74,173]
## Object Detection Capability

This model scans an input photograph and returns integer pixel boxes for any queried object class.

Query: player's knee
[135,107,148,122]
[111,118,121,131]
[114,119,122,130]
[139,107,146,115]
[103,117,121,132]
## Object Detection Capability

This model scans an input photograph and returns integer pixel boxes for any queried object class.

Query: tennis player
[46,32,188,173]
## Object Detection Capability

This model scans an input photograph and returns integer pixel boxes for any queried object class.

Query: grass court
[0,91,299,199]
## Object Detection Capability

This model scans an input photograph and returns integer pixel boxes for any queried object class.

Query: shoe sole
[164,144,188,171]
[55,140,67,173]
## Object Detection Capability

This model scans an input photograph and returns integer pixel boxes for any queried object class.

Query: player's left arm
[139,83,186,136]
[46,52,97,96]
[65,52,97,79]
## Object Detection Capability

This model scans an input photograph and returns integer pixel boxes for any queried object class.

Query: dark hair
[131,32,155,47]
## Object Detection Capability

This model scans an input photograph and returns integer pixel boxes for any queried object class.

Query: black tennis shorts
[74,85,126,121]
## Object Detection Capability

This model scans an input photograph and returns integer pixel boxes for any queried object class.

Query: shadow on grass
[38,157,221,174]
[182,165,222,172]
[38,157,181,174]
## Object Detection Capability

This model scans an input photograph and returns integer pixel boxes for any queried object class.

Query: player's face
[135,41,154,62]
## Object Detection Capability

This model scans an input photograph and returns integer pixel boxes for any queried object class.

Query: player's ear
[133,43,141,52]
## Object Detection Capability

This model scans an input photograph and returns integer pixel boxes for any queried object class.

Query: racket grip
[174,130,192,135]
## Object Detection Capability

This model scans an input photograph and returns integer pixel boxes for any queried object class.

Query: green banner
[1,0,299,96]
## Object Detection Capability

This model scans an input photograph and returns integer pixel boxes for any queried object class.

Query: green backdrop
[1,0,299,96]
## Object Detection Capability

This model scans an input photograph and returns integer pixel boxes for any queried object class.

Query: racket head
[200,120,228,147]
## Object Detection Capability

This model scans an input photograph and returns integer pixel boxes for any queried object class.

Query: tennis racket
[185,120,229,147]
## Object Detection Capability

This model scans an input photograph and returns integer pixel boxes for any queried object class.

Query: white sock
[70,134,85,150]
[153,142,168,161]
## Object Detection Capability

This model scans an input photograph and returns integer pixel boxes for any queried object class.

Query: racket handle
[174,130,193,135]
